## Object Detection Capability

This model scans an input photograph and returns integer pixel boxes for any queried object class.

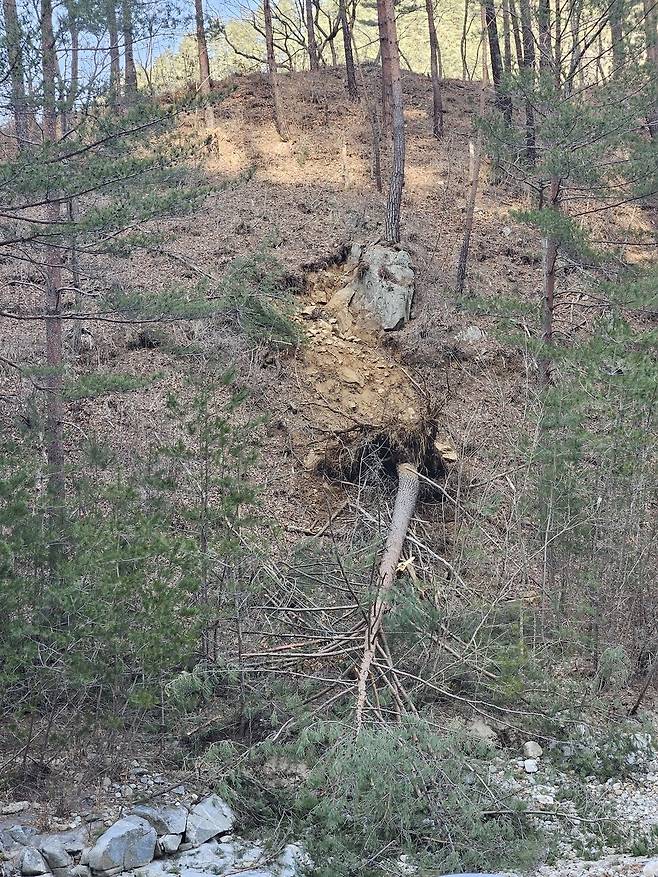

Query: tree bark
[502,0,512,74]
[41,0,67,573]
[377,0,393,130]
[461,0,470,79]
[425,0,444,136]
[107,0,121,105]
[194,0,214,126]
[380,0,405,243]
[643,0,657,137]
[509,0,523,69]
[608,0,624,72]
[2,0,31,151]
[455,2,488,294]
[355,463,419,734]
[122,0,138,104]
[519,0,536,163]
[484,0,512,124]
[305,0,319,70]
[538,0,552,75]
[352,33,383,191]
[339,0,358,98]
[539,176,560,387]
[264,0,290,141]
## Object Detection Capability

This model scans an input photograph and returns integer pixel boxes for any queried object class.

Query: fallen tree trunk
[355,462,419,733]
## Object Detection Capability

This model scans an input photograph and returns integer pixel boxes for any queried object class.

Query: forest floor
[1,65,657,877]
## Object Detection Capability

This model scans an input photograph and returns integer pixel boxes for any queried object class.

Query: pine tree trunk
[502,0,512,73]
[41,0,67,572]
[122,0,138,103]
[107,0,121,105]
[455,2,488,294]
[264,0,290,141]
[539,176,560,387]
[608,0,624,72]
[352,33,383,191]
[305,0,319,70]
[509,0,523,69]
[425,0,444,136]
[339,0,358,98]
[643,0,657,137]
[377,0,393,130]
[519,0,536,163]
[380,0,405,243]
[355,463,419,733]
[538,0,552,75]
[194,0,214,126]
[484,0,512,124]
[461,0,470,79]
[2,0,31,151]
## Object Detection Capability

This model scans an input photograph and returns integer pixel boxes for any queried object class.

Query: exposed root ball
[317,417,448,487]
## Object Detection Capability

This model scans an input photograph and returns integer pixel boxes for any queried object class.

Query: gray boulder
[184,795,234,847]
[20,849,49,876]
[130,805,187,837]
[39,839,73,870]
[87,817,156,873]
[342,242,414,330]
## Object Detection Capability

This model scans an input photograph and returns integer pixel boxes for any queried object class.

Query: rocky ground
[3,723,658,877]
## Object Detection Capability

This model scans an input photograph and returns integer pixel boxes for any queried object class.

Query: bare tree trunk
[380,0,405,243]
[608,0,624,72]
[643,0,657,137]
[455,3,488,294]
[461,0,470,79]
[122,0,138,103]
[353,35,383,191]
[328,25,338,65]
[539,176,560,387]
[107,0,121,105]
[484,0,512,124]
[339,0,358,98]
[509,0,523,69]
[425,0,444,136]
[41,0,67,573]
[502,0,512,73]
[538,0,552,75]
[264,0,290,141]
[519,0,536,163]
[305,0,319,70]
[355,463,419,734]
[377,0,393,130]
[3,0,31,151]
[194,0,214,126]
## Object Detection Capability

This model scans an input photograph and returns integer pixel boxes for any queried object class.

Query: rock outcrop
[331,242,414,331]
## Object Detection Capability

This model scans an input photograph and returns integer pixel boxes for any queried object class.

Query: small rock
[1,802,30,816]
[467,718,498,745]
[522,741,543,759]
[524,759,539,774]
[643,859,658,877]
[70,867,91,877]
[156,835,181,856]
[184,795,234,847]
[21,849,50,876]
[456,326,486,344]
